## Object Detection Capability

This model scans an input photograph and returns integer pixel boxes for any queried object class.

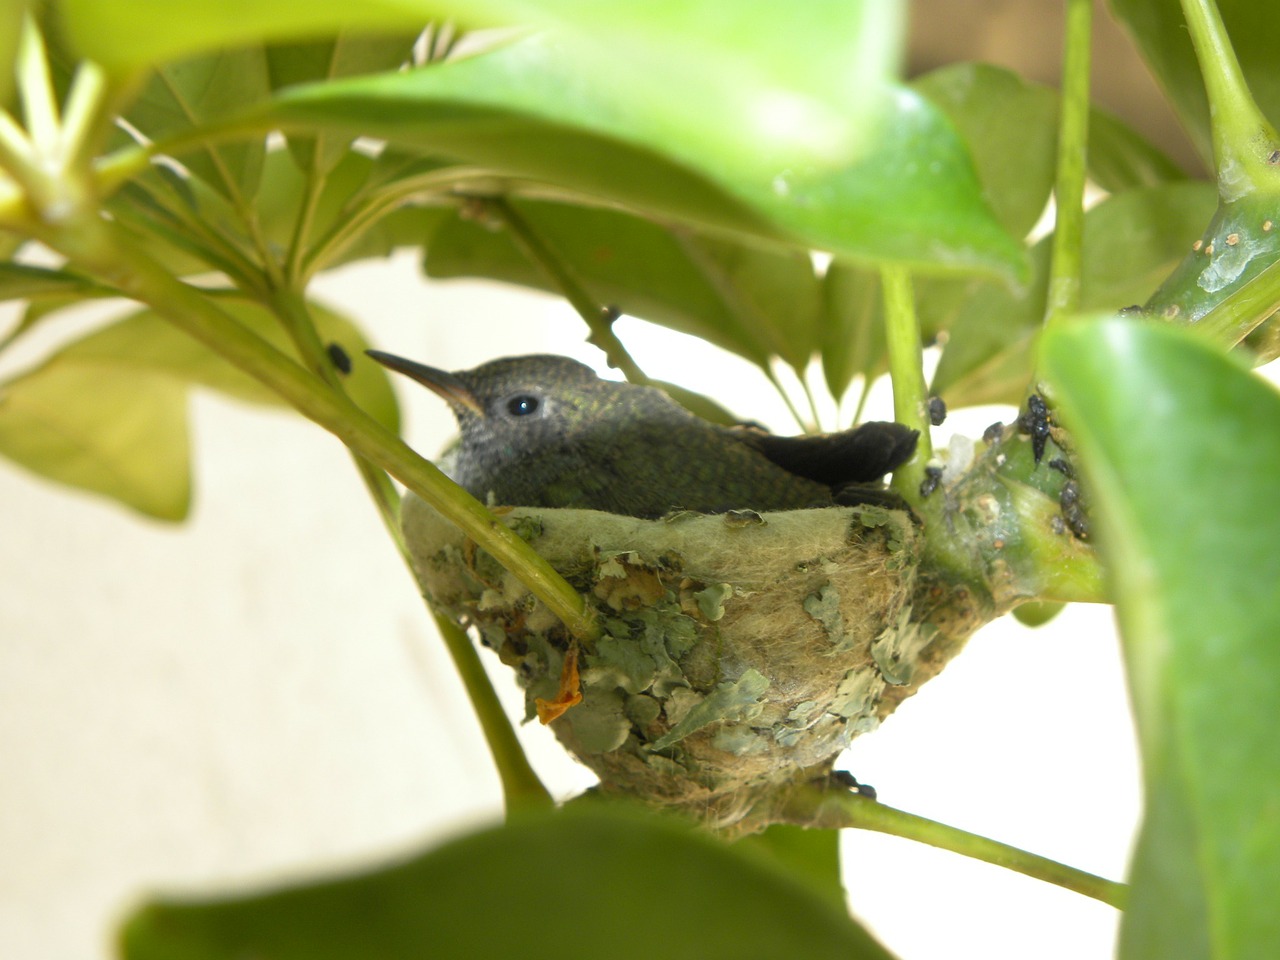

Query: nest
[403,495,927,829]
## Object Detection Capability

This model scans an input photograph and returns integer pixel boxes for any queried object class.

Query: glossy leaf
[0,362,190,519]
[63,1,898,181]
[1042,317,1280,960]
[120,805,892,960]
[1108,0,1280,167]
[424,199,818,370]
[931,180,1218,407]
[258,31,1025,280]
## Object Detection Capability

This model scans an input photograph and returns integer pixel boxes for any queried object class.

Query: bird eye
[505,394,541,417]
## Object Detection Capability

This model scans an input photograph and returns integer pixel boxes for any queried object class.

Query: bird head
[367,352,619,467]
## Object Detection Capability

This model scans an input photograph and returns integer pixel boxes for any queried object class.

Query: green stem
[269,288,552,810]
[1044,0,1091,327]
[432,612,553,810]
[269,287,406,547]
[300,166,490,278]
[1180,0,1280,200]
[881,266,932,503]
[765,364,814,434]
[487,196,649,384]
[782,783,1127,909]
[46,213,598,644]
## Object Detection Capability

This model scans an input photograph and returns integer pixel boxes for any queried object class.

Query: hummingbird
[368,352,918,519]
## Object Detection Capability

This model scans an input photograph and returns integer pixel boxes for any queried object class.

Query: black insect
[1060,479,1090,540]
[928,396,947,427]
[832,769,877,801]
[983,421,1006,445]
[327,342,353,375]
[919,464,944,499]
[1047,457,1073,478]
[1018,393,1052,464]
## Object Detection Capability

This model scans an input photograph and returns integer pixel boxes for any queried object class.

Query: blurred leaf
[0,362,190,519]
[0,297,397,517]
[266,33,418,175]
[1042,317,1280,960]
[119,805,892,960]
[1089,108,1189,193]
[734,824,846,914]
[819,260,885,401]
[259,30,1025,280]
[1109,0,1280,168]
[58,298,400,431]
[932,181,1217,407]
[913,63,1059,240]
[424,199,819,370]
[914,62,1187,241]
[123,48,271,203]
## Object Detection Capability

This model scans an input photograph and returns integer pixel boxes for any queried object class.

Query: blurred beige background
[1,253,1140,960]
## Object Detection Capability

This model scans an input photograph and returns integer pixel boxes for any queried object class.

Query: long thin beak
[365,350,485,417]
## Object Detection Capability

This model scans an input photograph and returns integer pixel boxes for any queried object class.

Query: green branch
[1180,0,1280,200]
[781,782,1127,909]
[45,212,598,646]
[487,196,650,384]
[1044,0,1091,327]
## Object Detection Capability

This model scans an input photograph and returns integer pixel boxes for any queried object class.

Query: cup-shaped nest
[404,496,927,829]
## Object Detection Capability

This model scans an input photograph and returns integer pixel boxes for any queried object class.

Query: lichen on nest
[403,495,923,830]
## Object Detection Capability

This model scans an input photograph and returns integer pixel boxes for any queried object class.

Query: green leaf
[819,260,885,401]
[913,63,1060,240]
[266,33,418,175]
[58,299,400,431]
[259,30,1025,279]
[119,804,892,960]
[1041,317,1280,960]
[62,0,899,175]
[123,48,271,202]
[931,180,1218,407]
[0,362,190,519]
[425,199,820,370]
[1089,108,1189,193]
[1109,0,1280,167]
[734,824,846,914]
[913,62,1188,239]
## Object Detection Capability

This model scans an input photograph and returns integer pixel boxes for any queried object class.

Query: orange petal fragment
[535,642,582,724]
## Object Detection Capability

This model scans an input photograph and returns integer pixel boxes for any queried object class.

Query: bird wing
[734,422,919,486]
